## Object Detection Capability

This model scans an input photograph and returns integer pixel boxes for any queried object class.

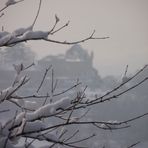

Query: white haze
[0,0,148,76]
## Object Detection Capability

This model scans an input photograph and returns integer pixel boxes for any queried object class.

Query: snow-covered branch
[0,62,148,147]
[0,0,109,48]
[0,0,148,147]
[0,29,109,47]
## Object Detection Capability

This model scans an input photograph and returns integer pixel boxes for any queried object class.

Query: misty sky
[0,0,148,76]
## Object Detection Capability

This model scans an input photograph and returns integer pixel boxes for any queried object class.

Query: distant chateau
[0,44,102,90]
[38,44,102,88]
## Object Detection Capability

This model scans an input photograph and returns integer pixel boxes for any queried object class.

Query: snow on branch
[0,0,109,48]
[79,65,148,108]
[0,63,148,147]
[0,28,109,47]
[0,0,148,147]
[0,63,30,104]
[10,97,73,128]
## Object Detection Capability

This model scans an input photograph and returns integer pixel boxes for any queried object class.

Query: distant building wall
[38,44,102,89]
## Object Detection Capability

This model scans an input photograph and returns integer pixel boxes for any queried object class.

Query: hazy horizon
[0,0,148,76]
[0,1,148,147]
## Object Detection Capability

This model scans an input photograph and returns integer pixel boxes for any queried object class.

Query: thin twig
[87,65,148,105]
[24,62,35,70]
[36,65,52,93]
[42,93,49,106]
[0,0,25,13]
[1,30,109,47]
[0,109,10,113]
[51,68,54,94]
[124,65,128,77]
[48,15,59,34]
[50,20,70,35]
[54,82,82,97]
[64,130,79,142]
[127,141,140,148]
[32,0,42,28]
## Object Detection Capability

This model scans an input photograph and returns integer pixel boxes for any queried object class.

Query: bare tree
[0,1,148,148]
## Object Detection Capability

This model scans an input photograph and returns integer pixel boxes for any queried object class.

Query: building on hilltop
[38,44,102,89]
[0,44,103,91]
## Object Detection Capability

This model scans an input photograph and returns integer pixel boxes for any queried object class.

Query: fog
[0,0,148,147]
[0,44,148,147]
[0,0,148,76]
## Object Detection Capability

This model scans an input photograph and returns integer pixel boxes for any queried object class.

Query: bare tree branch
[127,141,141,148]
[32,0,42,28]
[0,109,10,113]
[0,0,25,13]
[36,65,52,93]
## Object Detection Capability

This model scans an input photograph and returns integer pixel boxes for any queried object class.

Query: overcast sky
[0,0,148,76]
